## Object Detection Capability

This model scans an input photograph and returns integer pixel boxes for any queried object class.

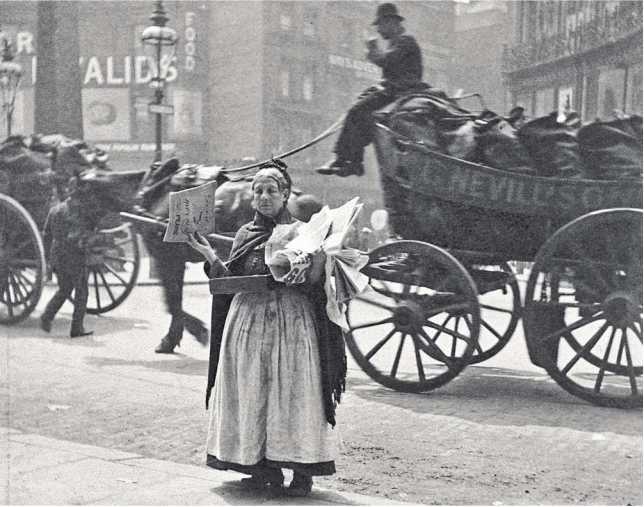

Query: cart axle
[603,291,640,329]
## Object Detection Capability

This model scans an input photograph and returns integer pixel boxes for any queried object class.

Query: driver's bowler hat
[372,3,404,25]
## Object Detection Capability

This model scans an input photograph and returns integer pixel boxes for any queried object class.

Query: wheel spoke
[102,263,128,285]
[424,319,473,345]
[418,328,455,367]
[10,272,29,300]
[561,322,609,375]
[14,270,35,291]
[425,302,471,319]
[480,303,514,315]
[355,294,395,313]
[97,269,117,305]
[411,334,426,381]
[15,269,35,288]
[8,273,24,303]
[390,333,406,378]
[536,313,604,345]
[5,284,14,317]
[594,327,617,394]
[480,317,503,341]
[92,270,102,311]
[103,254,136,264]
[365,328,397,361]
[450,317,460,357]
[621,328,639,396]
[463,315,484,355]
[616,333,626,366]
[427,314,452,342]
[349,317,393,332]
[629,323,643,343]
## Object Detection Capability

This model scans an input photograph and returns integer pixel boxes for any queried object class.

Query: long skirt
[206,286,338,475]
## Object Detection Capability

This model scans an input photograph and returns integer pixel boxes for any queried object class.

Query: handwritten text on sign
[163,180,217,243]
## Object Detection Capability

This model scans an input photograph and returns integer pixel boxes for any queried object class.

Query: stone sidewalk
[1,427,402,505]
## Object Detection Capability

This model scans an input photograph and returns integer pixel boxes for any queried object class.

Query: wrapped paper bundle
[266,197,370,329]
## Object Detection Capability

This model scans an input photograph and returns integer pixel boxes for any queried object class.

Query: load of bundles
[383,90,642,180]
[0,135,53,203]
[0,133,111,203]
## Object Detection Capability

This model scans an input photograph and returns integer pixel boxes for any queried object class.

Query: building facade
[2,1,454,210]
[451,0,512,115]
[1,1,211,171]
[503,0,642,121]
[208,1,455,209]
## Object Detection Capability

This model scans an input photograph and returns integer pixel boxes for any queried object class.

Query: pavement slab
[2,427,404,505]
[9,433,140,461]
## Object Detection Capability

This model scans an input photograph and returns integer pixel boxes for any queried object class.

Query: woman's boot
[240,467,284,491]
[286,471,313,497]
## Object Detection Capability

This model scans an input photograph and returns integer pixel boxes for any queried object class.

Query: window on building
[280,69,290,97]
[303,75,313,101]
[303,9,317,37]
[557,86,574,113]
[535,87,555,117]
[527,2,538,41]
[598,66,626,118]
[514,92,533,117]
[626,63,643,116]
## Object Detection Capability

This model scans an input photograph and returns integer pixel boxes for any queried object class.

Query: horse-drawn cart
[344,122,642,408]
[0,137,141,324]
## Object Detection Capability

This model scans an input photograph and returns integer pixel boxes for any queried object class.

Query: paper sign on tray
[163,181,217,243]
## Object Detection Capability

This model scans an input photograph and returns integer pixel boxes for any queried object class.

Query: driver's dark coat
[42,198,96,272]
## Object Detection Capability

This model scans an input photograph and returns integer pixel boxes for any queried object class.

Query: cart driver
[40,182,98,338]
[317,3,425,177]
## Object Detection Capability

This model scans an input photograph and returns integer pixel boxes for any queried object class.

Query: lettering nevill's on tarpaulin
[163,181,217,243]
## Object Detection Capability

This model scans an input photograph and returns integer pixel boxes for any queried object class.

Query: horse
[6,135,321,353]
[131,158,322,353]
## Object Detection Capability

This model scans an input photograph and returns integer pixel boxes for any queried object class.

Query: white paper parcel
[163,181,217,243]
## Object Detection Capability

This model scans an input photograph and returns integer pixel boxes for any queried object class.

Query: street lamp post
[141,1,177,163]
[0,37,23,138]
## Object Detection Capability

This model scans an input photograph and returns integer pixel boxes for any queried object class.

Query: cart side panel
[374,126,643,261]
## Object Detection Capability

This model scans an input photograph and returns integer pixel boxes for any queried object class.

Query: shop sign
[95,142,177,152]
[148,103,175,115]
[328,54,379,76]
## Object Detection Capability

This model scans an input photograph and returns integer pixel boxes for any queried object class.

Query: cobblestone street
[2,284,641,505]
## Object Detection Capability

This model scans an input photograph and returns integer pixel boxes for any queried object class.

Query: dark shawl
[205,210,347,427]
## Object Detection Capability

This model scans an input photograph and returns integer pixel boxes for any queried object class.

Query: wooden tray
[209,275,274,295]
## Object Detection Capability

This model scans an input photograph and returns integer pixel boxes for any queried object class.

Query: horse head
[76,168,146,219]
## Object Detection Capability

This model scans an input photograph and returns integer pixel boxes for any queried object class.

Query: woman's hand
[186,231,219,266]
[309,249,326,284]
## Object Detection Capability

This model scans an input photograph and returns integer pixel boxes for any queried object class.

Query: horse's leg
[153,247,186,354]
[182,310,209,346]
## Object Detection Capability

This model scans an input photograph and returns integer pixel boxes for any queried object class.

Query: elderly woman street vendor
[187,162,346,497]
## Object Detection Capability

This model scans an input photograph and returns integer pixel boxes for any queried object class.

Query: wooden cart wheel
[345,240,480,393]
[524,209,642,409]
[71,223,140,314]
[0,194,46,324]
[468,262,522,364]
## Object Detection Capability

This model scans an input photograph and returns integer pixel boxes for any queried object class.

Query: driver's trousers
[333,85,396,163]
[42,265,89,335]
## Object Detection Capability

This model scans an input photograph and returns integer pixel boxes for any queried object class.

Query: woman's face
[252,177,287,218]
